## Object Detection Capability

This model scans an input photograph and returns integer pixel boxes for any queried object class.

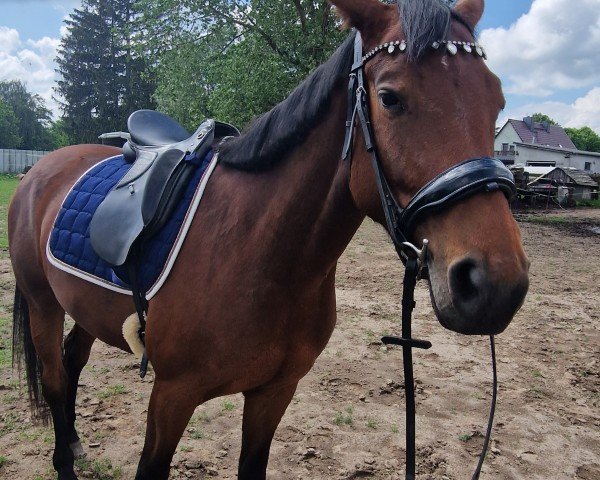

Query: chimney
[524,116,533,131]
[541,121,550,132]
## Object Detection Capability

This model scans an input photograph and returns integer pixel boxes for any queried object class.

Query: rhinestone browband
[362,39,486,63]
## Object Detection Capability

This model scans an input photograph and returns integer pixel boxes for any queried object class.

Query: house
[495,117,600,174]
[528,167,598,201]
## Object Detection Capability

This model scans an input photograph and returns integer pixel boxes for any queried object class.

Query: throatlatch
[343,31,508,479]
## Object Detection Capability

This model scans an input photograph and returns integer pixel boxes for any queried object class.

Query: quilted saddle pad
[47,150,217,299]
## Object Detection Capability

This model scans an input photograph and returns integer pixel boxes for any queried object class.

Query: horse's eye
[378,91,406,113]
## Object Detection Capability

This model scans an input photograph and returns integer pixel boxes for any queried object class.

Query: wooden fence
[0,149,50,174]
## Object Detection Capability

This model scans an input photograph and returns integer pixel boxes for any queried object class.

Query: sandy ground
[0,210,598,479]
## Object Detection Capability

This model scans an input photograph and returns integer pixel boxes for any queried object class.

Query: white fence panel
[0,149,51,174]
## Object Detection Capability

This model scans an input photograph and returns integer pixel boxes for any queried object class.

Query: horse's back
[9,144,120,245]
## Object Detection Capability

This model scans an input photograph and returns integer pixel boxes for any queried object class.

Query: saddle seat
[90,110,239,268]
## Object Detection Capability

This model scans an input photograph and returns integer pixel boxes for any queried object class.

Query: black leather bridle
[343,32,514,479]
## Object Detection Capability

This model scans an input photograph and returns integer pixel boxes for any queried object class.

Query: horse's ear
[330,0,394,34]
[453,0,485,29]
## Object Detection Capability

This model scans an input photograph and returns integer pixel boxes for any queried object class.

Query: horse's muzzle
[431,253,529,335]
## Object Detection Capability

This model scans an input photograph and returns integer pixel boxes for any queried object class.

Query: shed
[528,167,599,200]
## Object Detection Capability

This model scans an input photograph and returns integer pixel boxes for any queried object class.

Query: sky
[0,0,599,132]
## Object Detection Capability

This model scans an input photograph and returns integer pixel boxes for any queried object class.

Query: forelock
[397,0,452,60]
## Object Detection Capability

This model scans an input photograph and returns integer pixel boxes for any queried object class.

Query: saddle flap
[90,183,145,266]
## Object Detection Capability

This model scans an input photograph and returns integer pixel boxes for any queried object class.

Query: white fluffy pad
[122,313,145,357]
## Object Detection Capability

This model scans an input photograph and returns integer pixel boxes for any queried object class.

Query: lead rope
[384,257,497,479]
[473,336,497,480]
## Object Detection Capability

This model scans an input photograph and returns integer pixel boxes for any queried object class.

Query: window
[584,162,591,171]
[527,161,556,167]
[509,145,515,154]
[502,143,509,153]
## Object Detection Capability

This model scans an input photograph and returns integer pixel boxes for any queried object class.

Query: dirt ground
[0,209,598,479]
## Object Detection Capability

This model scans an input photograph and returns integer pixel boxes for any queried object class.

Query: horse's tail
[12,285,49,422]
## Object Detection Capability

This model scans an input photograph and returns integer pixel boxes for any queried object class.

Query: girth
[343,32,513,479]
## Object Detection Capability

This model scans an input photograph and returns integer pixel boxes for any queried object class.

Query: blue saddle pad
[48,151,215,296]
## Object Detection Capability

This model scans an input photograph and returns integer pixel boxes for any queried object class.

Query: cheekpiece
[362,39,486,63]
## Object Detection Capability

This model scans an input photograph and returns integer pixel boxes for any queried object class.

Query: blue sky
[1,0,599,131]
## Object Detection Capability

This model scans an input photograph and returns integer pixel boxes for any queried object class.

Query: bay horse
[9,0,529,478]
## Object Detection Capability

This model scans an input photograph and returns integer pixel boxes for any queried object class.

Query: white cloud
[0,26,20,54]
[0,28,61,117]
[481,0,600,97]
[499,88,600,133]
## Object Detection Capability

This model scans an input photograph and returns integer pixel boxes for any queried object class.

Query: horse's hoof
[69,440,86,459]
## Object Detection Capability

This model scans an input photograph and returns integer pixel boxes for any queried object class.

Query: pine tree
[56,0,155,144]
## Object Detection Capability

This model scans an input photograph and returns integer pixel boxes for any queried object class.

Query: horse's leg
[238,382,298,480]
[62,323,96,458]
[27,300,78,480]
[135,377,199,480]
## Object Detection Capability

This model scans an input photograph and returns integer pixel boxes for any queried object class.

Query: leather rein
[342,32,514,479]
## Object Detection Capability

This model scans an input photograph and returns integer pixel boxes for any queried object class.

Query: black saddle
[90,110,239,267]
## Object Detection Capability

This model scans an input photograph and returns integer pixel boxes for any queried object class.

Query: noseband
[343,32,514,479]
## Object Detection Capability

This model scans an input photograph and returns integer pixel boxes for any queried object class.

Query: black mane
[220,0,456,171]
[219,33,355,171]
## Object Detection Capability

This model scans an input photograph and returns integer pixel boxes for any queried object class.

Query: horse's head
[333,0,529,335]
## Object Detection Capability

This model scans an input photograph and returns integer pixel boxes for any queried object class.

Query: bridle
[342,31,515,479]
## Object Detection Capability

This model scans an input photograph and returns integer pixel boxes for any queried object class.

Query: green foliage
[0,80,53,150]
[0,98,22,148]
[564,126,600,153]
[47,119,71,149]
[531,113,558,125]
[56,0,156,144]
[142,0,345,128]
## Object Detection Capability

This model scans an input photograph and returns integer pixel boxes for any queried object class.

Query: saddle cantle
[90,110,239,267]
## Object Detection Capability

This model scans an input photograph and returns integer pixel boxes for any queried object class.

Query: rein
[343,32,511,479]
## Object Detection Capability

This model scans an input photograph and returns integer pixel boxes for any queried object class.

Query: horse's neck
[272,91,365,277]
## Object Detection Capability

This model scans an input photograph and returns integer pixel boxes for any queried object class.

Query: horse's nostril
[449,257,483,306]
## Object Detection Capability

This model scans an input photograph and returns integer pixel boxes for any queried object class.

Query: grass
[0,175,20,249]
[0,455,7,468]
[75,458,123,480]
[576,198,600,208]
[189,429,206,440]
[366,419,378,429]
[0,412,20,438]
[459,433,472,442]
[334,406,354,426]
[97,384,127,399]
[222,400,235,411]
[524,215,571,225]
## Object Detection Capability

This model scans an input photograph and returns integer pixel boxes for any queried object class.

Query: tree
[565,126,600,153]
[0,80,53,150]
[0,97,22,149]
[141,0,345,128]
[56,0,156,144]
[47,120,71,149]
[531,113,558,125]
